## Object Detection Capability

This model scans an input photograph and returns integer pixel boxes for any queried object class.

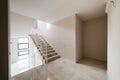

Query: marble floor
[48,58,107,80]
[11,50,43,77]
[11,58,107,80]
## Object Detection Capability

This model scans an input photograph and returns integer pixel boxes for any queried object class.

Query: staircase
[30,34,60,63]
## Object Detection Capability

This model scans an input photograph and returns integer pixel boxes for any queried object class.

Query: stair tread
[47,55,60,63]
[47,47,53,50]
[48,54,60,59]
[47,52,57,58]
[47,49,54,51]
[47,50,55,53]
[47,52,57,55]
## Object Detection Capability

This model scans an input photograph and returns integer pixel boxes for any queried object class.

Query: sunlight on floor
[11,52,43,77]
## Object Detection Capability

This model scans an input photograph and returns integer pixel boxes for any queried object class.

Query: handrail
[29,34,48,64]
[36,34,48,63]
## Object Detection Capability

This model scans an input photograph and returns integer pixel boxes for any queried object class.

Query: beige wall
[107,0,120,80]
[83,16,107,61]
[37,15,76,62]
[75,15,83,62]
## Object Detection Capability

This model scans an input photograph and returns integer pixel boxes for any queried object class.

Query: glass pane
[18,38,28,43]
[18,44,29,49]
[19,51,28,56]
[18,55,28,59]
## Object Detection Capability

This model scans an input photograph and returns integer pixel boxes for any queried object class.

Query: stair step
[47,46,52,49]
[30,35,60,63]
[41,47,53,50]
[47,44,50,46]
[47,55,60,63]
[47,52,57,57]
[47,49,55,53]
[47,47,53,50]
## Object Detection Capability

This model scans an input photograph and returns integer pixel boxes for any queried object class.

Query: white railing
[11,34,48,80]
[29,34,48,64]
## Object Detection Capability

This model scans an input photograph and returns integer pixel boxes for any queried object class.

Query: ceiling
[10,0,106,23]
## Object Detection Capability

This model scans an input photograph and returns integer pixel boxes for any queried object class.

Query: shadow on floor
[78,57,107,70]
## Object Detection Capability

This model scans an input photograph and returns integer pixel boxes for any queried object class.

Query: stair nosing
[48,55,60,60]
[47,52,57,55]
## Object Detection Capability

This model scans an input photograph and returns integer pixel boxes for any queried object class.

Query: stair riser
[47,53,57,57]
[47,50,55,53]
[47,56,60,63]
[47,48,53,50]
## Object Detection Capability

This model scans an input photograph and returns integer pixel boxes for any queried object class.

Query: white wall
[37,15,76,62]
[75,15,83,62]
[10,12,36,37]
[10,38,18,63]
[83,16,107,61]
[107,0,120,80]
[10,12,36,63]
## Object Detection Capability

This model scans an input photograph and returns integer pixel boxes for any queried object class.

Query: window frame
[18,43,29,50]
[18,50,29,56]
[17,37,29,60]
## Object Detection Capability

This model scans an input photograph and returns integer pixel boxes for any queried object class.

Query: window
[18,50,29,56]
[18,44,29,50]
[18,38,29,43]
[18,37,29,60]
